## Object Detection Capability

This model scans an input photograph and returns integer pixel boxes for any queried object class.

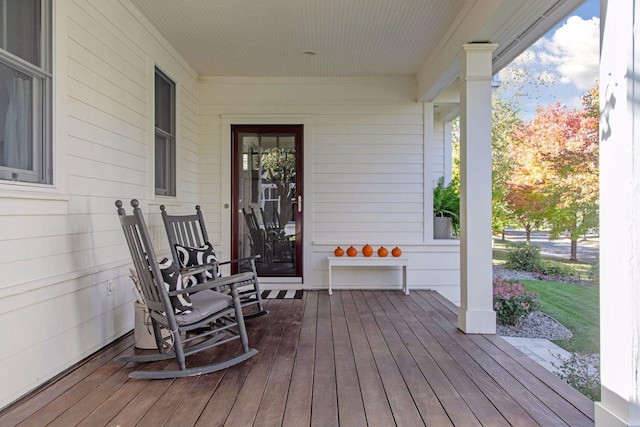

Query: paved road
[496,229,599,264]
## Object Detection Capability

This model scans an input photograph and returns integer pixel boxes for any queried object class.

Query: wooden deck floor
[0,290,594,426]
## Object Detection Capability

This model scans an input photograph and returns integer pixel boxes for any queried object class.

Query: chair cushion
[158,257,192,314]
[175,242,222,285]
[174,290,233,325]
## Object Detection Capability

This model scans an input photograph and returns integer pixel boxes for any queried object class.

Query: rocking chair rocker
[116,199,257,379]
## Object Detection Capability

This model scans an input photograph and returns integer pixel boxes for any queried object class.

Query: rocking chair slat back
[115,199,258,379]
[116,201,167,315]
[161,204,268,319]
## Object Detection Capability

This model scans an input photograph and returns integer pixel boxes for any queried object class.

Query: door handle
[297,195,303,213]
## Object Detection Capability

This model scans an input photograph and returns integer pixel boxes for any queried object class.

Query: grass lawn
[493,235,599,353]
[521,280,599,354]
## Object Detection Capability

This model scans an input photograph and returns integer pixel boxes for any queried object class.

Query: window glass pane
[237,130,298,276]
[0,0,49,184]
[155,72,172,133]
[155,134,167,191]
[0,64,33,170]
[154,67,175,196]
[1,0,40,66]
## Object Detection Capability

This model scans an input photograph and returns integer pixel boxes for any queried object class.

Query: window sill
[0,186,70,202]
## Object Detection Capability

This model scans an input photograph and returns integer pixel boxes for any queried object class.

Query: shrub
[504,242,541,271]
[587,256,599,284]
[433,176,460,235]
[551,352,601,401]
[493,276,541,325]
[535,259,577,278]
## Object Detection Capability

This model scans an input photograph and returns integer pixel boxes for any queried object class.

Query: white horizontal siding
[0,3,460,411]
[310,246,460,303]
[0,0,201,409]
[314,153,422,165]
[310,98,422,242]
[198,77,458,295]
[314,192,423,203]
[315,202,423,213]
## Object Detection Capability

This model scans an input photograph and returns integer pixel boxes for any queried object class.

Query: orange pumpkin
[392,246,402,257]
[334,246,344,257]
[347,246,357,257]
[362,244,373,257]
[377,246,388,257]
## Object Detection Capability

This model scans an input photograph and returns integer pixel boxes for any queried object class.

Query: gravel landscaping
[496,311,573,340]
[493,264,573,340]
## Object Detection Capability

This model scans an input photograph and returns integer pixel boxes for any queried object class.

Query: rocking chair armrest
[179,257,259,275]
[179,263,215,277]
[169,272,256,296]
[267,229,288,239]
[169,272,254,296]
[218,255,261,266]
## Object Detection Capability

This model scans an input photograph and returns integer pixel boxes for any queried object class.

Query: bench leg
[328,263,333,295]
[403,265,409,295]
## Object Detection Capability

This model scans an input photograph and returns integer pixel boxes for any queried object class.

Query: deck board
[408,292,561,426]
[377,292,473,426]
[227,299,293,426]
[281,291,317,427]
[195,299,282,427]
[342,291,397,427]
[311,292,339,426]
[1,290,595,427]
[329,292,367,427]
[365,291,453,426]
[253,299,304,427]
[415,291,594,426]
[353,291,425,426]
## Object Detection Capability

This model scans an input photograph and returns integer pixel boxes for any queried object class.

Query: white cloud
[512,50,536,66]
[534,16,599,91]
[535,71,558,86]
[497,15,599,117]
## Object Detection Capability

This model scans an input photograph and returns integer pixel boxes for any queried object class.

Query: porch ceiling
[129,0,585,99]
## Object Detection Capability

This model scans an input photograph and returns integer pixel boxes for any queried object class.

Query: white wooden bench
[327,255,409,296]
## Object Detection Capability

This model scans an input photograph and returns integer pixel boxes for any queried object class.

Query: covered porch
[0,290,593,426]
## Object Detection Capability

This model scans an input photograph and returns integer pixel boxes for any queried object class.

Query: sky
[497,0,600,119]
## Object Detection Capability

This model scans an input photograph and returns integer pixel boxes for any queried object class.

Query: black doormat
[261,290,304,299]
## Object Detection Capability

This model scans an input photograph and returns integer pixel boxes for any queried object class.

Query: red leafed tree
[504,134,556,243]
[505,85,599,259]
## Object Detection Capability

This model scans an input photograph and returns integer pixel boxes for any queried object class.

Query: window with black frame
[154,67,176,196]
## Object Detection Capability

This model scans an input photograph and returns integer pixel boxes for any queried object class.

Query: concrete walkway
[502,336,571,375]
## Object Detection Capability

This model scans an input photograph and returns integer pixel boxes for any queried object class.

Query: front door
[231,125,303,277]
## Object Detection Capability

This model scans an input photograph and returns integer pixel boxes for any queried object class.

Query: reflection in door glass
[239,133,296,276]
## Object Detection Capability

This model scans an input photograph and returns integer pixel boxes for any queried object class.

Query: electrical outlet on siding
[107,280,116,296]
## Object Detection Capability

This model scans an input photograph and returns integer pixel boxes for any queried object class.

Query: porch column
[457,43,497,334]
[596,1,640,425]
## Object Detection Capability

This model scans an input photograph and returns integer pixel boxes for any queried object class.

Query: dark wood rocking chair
[160,204,267,319]
[242,207,271,261]
[116,199,258,379]
[260,205,282,236]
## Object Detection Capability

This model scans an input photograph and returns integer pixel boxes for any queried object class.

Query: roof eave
[417,0,586,102]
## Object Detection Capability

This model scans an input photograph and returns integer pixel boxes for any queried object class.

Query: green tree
[491,58,559,237]
[509,85,599,260]
[261,148,296,228]
[491,92,523,236]
[545,87,599,260]
[452,90,523,237]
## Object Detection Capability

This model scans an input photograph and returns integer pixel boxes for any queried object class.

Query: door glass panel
[238,131,296,276]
